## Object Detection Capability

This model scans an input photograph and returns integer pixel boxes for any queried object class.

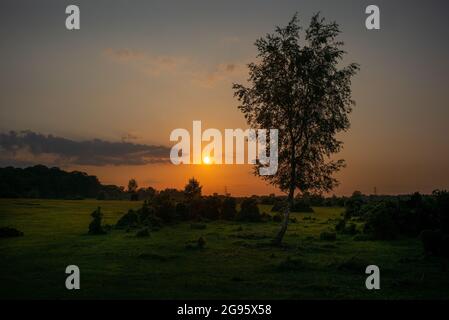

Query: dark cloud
[0,130,170,167]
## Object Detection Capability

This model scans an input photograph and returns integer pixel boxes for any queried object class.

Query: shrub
[320,231,337,241]
[221,197,237,220]
[344,191,365,218]
[197,236,206,249]
[153,193,177,223]
[116,209,139,229]
[175,202,189,221]
[335,219,346,232]
[342,223,358,235]
[188,199,204,220]
[138,201,154,222]
[271,200,286,212]
[135,227,150,238]
[291,199,314,213]
[88,207,106,235]
[0,227,24,238]
[238,198,261,222]
[289,217,298,223]
[202,196,221,220]
[433,190,449,234]
[363,202,398,240]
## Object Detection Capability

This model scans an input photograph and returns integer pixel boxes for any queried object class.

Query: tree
[128,179,138,193]
[184,177,202,202]
[233,13,359,244]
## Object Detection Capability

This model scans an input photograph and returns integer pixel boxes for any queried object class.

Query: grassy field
[1,199,448,299]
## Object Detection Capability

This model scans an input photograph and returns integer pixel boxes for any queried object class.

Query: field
[1,199,448,299]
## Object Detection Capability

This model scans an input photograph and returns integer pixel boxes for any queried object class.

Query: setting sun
[203,156,212,164]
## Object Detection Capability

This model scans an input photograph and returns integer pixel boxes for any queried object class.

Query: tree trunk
[273,188,295,245]
[273,132,297,245]
[273,203,290,245]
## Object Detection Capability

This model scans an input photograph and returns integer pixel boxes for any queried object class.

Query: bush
[153,193,177,223]
[88,207,106,235]
[238,198,261,222]
[342,223,358,235]
[363,202,398,240]
[271,200,287,212]
[138,201,154,223]
[344,191,365,218]
[116,209,139,229]
[291,199,314,213]
[221,197,237,220]
[202,196,221,220]
[135,227,150,238]
[335,219,346,232]
[320,231,337,241]
[433,190,449,234]
[0,227,24,238]
[175,202,189,221]
[188,199,203,220]
[197,236,206,249]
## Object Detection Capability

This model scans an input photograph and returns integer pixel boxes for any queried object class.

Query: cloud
[104,48,186,76]
[104,47,245,87]
[0,131,171,167]
[192,63,246,88]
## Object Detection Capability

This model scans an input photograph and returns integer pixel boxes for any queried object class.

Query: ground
[0,199,448,299]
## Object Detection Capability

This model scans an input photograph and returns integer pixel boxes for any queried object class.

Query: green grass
[0,199,448,299]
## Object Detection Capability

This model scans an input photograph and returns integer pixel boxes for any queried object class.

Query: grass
[0,199,448,299]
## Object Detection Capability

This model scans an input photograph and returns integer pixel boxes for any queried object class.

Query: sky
[1,0,449,196]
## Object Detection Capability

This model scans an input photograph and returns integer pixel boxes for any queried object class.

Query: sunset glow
[203,156,212,164]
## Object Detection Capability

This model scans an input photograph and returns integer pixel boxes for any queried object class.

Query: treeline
[0,165,102,199]
[0,165,142,200]
[338,190,449,257]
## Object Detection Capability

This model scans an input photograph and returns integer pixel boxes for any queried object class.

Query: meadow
[0,199,448,299]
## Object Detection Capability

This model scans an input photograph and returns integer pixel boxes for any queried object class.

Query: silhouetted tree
[128,179,138,193]
[233,13,359,244]
[128,178,139,201]
[184,177,202,202]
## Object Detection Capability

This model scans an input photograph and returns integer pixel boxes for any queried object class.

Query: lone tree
[233,13,359,244]
[184,177,202,202]
[128,179,138,193]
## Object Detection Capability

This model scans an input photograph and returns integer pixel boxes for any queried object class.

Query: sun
[203,156,212,164]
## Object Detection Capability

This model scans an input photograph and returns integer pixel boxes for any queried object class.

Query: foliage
[127,179,138,193]
[238,198,261,222]
[221,197,237,220]
[0,165,102,199]
[184,177,202,202]
[88,207,106,235]
[363,202,398,240]
[115,209,139,229]
[233,13,358,243]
